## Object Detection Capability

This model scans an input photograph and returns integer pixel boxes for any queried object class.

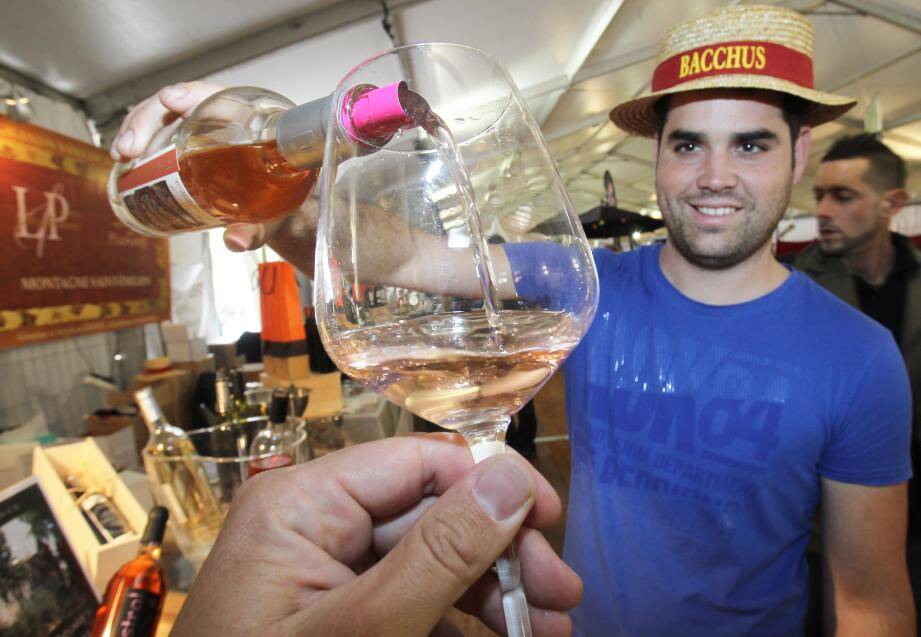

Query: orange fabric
[258,261,306,344]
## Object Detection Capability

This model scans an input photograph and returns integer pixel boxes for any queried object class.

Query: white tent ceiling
[1,0,919,220]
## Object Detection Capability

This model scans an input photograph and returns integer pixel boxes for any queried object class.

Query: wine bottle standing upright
[91,507,169,637]
[229,369,250,423]
[109,82,433,236]
[136,388,222,530]
[210,373,247,501]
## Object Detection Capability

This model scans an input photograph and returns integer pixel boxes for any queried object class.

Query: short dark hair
[653,91,804,144]
[821,133,906,192]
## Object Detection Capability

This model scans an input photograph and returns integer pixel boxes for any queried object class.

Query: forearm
[280,197,584,309]
[338,199,517,298]
[826,596,915,637]
[824,560,915,637]
[264,199,320,277]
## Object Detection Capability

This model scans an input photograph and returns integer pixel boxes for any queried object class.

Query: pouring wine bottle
[109,81,433,236]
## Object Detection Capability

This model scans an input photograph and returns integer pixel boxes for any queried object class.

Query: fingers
[320,454,538,636]
[301,434,558,524]
[372,495,438,555]
[221,205,318,277]
[302,434,561,563]
[111,80,225,161]
[223,223,267,252]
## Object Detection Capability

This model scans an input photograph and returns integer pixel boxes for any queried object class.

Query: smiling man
[563,5,915,636]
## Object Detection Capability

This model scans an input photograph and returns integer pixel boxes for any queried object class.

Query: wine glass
[314,43,598,636]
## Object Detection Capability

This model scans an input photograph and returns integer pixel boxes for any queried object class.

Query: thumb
[344,455,535,636]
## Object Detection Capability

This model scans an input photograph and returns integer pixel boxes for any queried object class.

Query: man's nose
[696,150,738,192]
[815,193,835,218]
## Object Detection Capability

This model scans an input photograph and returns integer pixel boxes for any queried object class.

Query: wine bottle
[136,387,197,458]
[248,388,301,477]
[63,473,130,545]
[109,82,432,236]
[136,388,222,527]
[211,373,247,501]
[91,506,169,637]
[229,369,250,423]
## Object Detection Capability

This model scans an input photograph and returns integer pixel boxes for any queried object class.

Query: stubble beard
[817,223,878,258]
[658,184,791,270]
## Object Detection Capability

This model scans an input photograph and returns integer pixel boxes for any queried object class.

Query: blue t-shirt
[563,245,912,637]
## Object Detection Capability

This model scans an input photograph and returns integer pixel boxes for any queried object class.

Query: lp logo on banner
[11,183,70,258]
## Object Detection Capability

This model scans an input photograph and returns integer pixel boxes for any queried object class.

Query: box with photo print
[0,477,98,637]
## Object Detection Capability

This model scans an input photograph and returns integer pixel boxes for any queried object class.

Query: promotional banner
[0,118,169,348]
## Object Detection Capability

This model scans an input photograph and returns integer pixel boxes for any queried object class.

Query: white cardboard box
[89,423,139,471]
[160,321,191,342]
[0,442,36,490]
[167,337,208,363]
[33,439,148,595]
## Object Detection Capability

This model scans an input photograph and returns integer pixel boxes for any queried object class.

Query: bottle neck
[215,381,231,418]
[275,82,429,169]
[139,542,162,561]
[275,95,333,169]
[136,390,166,434]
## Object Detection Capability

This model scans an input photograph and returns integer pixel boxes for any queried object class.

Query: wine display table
[155,591,186,636]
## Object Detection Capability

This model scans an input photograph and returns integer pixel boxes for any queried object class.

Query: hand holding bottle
[169,435,581,637]
[109,80,423,275]
[111,81,317,271]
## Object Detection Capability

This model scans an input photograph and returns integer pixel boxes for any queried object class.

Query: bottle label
[116,145,219,232]
[82,494,128,543]
[113,588,162,637]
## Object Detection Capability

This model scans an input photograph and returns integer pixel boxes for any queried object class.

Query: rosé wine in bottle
[110,82,432,236]
[91,507,169,637]
[247,388,301,477]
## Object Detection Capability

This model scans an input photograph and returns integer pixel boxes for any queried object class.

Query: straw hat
[609,5,856,137]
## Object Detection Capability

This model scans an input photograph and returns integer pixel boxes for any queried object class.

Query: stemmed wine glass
[314,43,598,637]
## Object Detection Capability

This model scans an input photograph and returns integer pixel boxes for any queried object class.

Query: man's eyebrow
[666,129,704,145]
[732,129,779,145]
[814,185,859,196]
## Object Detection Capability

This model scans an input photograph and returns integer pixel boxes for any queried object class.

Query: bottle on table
[248,388,302,477]
[210,372,248,501]
[63,473,130,544]
[91,506,169,637]
[136,386,199,460]
[109,82,432,236]
[229,369,251,423]
[136,387,222,528]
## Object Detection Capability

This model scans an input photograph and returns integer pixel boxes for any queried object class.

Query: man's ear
[881,188,909,220]
[792,126,812,184]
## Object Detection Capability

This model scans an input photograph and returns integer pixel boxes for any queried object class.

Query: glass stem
[460,416,510,462]
[460,415,533,637]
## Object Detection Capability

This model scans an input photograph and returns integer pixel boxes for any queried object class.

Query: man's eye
[739,142,764,154]
[674,143,699,153]
[833,193,856,203]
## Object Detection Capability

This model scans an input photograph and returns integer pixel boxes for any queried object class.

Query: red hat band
[651,41,814,92]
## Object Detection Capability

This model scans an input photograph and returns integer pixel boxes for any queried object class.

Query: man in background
[793,133,919,612]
